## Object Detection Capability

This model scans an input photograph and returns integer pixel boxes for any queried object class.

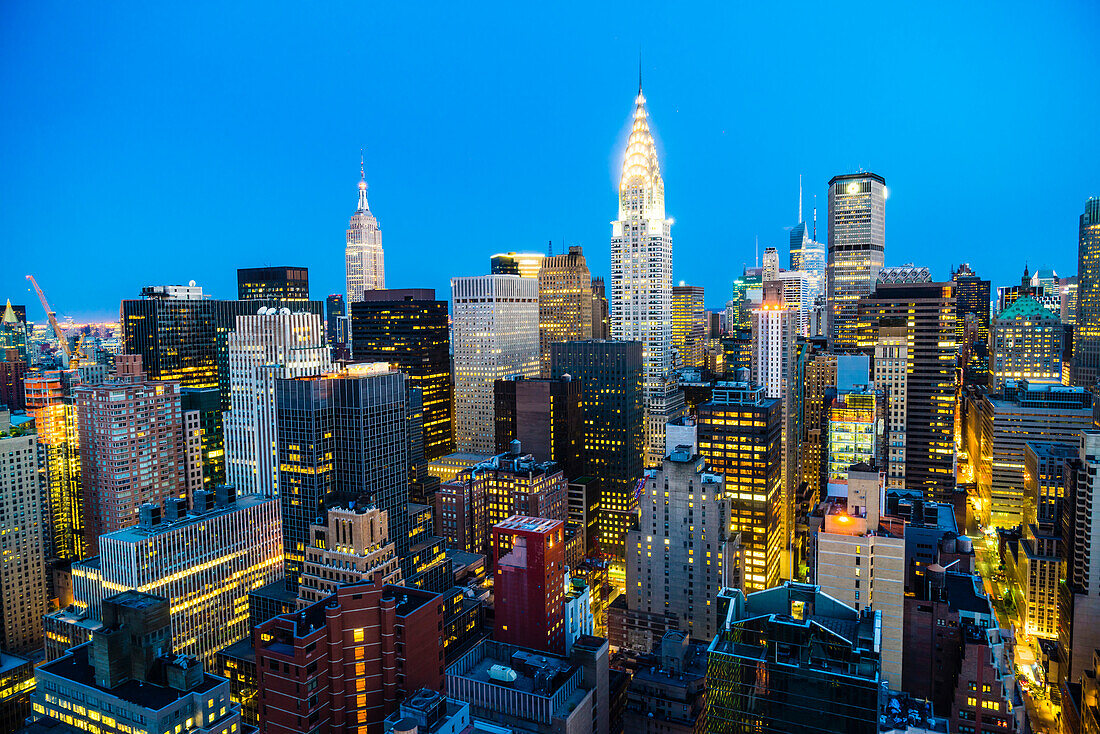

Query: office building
[326,292,349,351]
[800,350,836,506]
[0,651,34,733]
[697,381,782,592]
[351,289,454,459]
[672,285,705,369]
[297,502,402,605]
[51,490,282,667]
[1073,198,1100,387]
[1007,520,1060,640]
[825,386,886,490]
[873,326,909,487]
[451,274,539,454]
[446,636,609,734]
[1061,275,1078,326]
[490,251,544,279]
[704,582,884,734]
[181,386,225,490]
[969,381,1091,527]
[1060,432,1100,684]
[0,348,26,411]
[0,301,28,361]
[626,449,740,643]
[237,266,309,300]
[25,371,85,561]
[610,85,685,466]
[75,355,197,554]
[857,275,956,501]
[953,264,991,386]
[436,450,567,557]
[990,294,1063,388]
[815,466,905,686]
[538,246,593,376]
[345,159,385,301]
[30,592,245,734]
[121,284,218,389]
[275,365,411,590]
[591,276,610,339]
[0,411,47,654]
[789,211,825,304]
[256,576,443,734]
[492,516,566,653]
[494,375,583,479]
[827,172,886,350]
[551,340,644,560]
[224,309,330,496]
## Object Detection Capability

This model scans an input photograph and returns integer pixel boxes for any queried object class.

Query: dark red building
[493,515,565,654]
[0,348,27,411]
[255,572,444,734]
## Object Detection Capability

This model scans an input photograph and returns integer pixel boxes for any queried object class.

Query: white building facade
[345,161,385,302]
[224,309,330,497]
[610,86,685,466]
[451,275,539,454]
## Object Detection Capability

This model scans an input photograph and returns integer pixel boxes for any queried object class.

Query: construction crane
[26,274,81,368]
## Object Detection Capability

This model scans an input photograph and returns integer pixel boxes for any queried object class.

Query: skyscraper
[551,340,644,560]
[1060,431,1100,684]
[345,157,385,303]
[751,297,799,509]
[591,276,610,339]
[237,266,309,300]
[873,326,909,487]
[0,410,47,654]
[351,289,454,459]
[697,381,782,592]
[990,295,1063,388]
[492,516,566,654]
[827,172,886,350]
[672,285,706,368]
[790,211,825,304]
[857,273,956,501]
[275,365,411,591]
[224,309,331,496]
[121,284,218,389]
[75,355,197,554]
[626,449,740,643]
[490,252,544,279]
[494,375,584,479]
[538,246,593,376]
[610,84,685,466]
[1073,198,1100,387]
[451,275,539,454]
[325,293,348,351]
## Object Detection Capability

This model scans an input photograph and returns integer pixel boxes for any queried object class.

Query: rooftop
[944,572,990,615]
[39,643,221,711]
[105,493,275,543]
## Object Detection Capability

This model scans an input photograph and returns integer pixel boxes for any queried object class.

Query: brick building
[493,516,566,654]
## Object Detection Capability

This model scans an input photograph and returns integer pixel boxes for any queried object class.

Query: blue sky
[2,2,1098,320]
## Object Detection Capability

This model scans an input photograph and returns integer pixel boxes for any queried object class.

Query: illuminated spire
[619,88,664,226]
[2,299,16,324]
[357,149,369,212]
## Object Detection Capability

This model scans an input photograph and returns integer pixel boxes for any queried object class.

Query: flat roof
[105,494,275,543]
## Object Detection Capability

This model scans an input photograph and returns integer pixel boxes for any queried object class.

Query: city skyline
[3,3,1098,320]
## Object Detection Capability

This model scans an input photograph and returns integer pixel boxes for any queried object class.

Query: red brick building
[255,572,444,734]
[75,354,195,553]
[493,515,566,654]
[0,348,27,411]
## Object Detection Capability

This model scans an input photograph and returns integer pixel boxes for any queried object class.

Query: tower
[827,172,886,350]
[610,84,684,466]
[345,155,385,303]
[1073,198,1100,387]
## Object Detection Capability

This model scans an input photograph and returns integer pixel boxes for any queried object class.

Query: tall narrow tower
[345,156,385,303]
[610,84,684,466]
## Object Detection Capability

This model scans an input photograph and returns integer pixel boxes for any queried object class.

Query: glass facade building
[1073,198,1100,387]
[236,266,309,300]
[827,172,886,351]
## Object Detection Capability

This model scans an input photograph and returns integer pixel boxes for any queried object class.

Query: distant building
[237,265,309,300]
[672,285,706,369]
[490,252,544,279]
[0,411,47,654]
[827,172,886,350]
[325,293,348,351]
[494,375,584,479]
[873,325,909,487]
[539,247,593,376]
[991,294,1063,388]
[591,277,610,340]
[451,275,539,454]
[345,162,385,301]
[121,284,218,388]
[0,348,27,411]
[551,340,644,560]
[75,355,198,554]
[351,289,454,459]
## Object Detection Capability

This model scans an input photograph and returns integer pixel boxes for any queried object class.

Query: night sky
[2,2,1098,321]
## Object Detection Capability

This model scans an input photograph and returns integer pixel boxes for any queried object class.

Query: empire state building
[610,85,685,466]
[345,159,385,302]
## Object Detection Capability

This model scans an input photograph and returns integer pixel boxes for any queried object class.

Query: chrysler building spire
[610,83,685,470]
[345,152,385,302]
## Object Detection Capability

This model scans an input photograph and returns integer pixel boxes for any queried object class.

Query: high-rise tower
[1073,198,1100,387]
[827,172,886,350]
[610,84,684,465]
[344,156,385,303]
